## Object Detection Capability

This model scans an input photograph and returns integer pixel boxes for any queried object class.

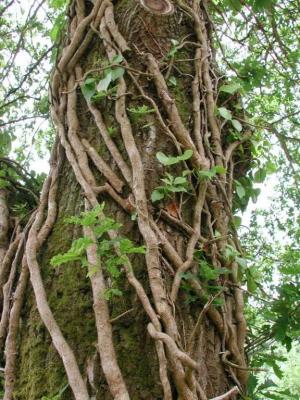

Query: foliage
[51,205,145,299]
[151,150,193,202]
[155,150,193,166]
[81,56,125,102]
[151,171,191,202]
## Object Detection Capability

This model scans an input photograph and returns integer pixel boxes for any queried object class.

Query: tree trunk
[1,0,250,399]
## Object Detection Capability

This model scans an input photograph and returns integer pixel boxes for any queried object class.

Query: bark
[0,0,251,399]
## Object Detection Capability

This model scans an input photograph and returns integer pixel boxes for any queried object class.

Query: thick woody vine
[0,0,253,399]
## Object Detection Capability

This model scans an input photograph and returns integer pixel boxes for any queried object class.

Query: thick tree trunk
[1,1,250,399]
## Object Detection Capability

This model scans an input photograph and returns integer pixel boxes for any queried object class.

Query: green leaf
[246,269,257,292]
[168,76,177,86]
[97,71,112,92]
[265,160,277,174]
[156,150,193,166]
[235,181,246,198]
[220,82,240,94]
[252,0,273,10]
[254,168,267,183]
[50,237,93,267]
[173,176,188,185]
[104,288,123,300]
[196,165,226,181]
[0,179,9,189]
[251,188,261,203]
[81,78,97,101]
[231,119,242,132]
[112,54,124,64]
[66,204,105,226]
[111,67,125,81]
[213,165,227,174]
[227,0,243,11]
[151,189,165,202]
[268,360,283,379]
[119,238,146,254]
[218,107,232,120]
[233,215,242,228]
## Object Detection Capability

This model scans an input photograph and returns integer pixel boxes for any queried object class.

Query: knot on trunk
[139,0,174,15]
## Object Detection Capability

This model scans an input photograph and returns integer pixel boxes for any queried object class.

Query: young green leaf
[97,71,112,92]
[151,189,164,202]
[81,78,97,102]
[156,149,193,166]
[231,119,242,132]
[168,76,177,86]
[219,82,241,94]
[235,181,246,198]
[104,288,123,300]
[111,67,125,81]
[112,54,124,64]
[218,107,232,120]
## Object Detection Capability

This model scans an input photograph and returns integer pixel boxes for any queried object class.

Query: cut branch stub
[139,0,174,15]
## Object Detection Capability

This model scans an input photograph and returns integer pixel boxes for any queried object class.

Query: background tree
[0,0,299,399]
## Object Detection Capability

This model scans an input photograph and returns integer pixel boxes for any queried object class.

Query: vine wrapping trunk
[0,0,251,398]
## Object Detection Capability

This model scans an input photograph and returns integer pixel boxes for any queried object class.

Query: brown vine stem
[0,233,25,350]
[209,386,239,400]
[100,15,201,398]
[82,138,125,193]
[4,256,29,400]
[147,53,205,169]
[26,161,90,400]
[0,234,22,307]
[4,144,59,399]
[85,101,132,186]
[84,209,130,400]
[0,189,9,267]
[171,182,207,302]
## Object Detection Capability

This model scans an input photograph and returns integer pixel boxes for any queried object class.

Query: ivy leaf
[265,160,277,174]
[251,188,261,203]
[218,107,232,120]
[104,288,123,300]
[231,119,242,132]
[246,269,257,292]
[111,67,125,81]
[112,54,124,64]
[254,168,267,183]
[214,165,227,174]
[233,215,242,228]
[168,76,177,86]
[235,181,246,198]
[81,78,97,101]
[156,150,193,166]
[220,82,240,94]
[97,71,112,92]
[173,176,188,185]
[151,189,165,202]
[196,165,226,180]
